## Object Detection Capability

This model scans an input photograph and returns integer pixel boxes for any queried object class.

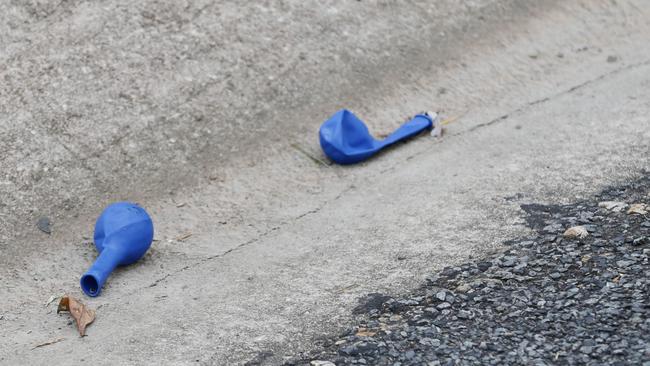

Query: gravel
[287,175,650,365]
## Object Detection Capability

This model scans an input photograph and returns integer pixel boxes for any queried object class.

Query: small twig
[334,284,359,294]
[441,115,461,125]
[32,337,65,350]
[441,110,469,125]
[175,232,192,241]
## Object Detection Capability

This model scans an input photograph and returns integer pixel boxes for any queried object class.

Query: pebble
[563,225,588,239]
[310,362,335,366]
[36,216,51,234]
[627,203,648,215]
[598,201,627,212]
[435,291,446,301]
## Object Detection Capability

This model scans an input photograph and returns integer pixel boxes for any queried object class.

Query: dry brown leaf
[627,203,648,215]
[57,295,95,336]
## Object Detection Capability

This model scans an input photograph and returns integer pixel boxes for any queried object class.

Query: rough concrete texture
[1,0,649,365]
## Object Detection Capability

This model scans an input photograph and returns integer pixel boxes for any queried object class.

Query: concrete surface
[1,0,649,364]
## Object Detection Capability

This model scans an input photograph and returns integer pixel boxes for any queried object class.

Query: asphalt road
[293,177,650,365]
[1,0,649,365]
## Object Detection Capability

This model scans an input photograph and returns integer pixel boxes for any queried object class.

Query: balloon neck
[80,245,123,297]
[380,114,432,146]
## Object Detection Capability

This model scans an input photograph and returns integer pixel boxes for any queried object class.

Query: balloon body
[80,202,154,297]
[319,109,433,165]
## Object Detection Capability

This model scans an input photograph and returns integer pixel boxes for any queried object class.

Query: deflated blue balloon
[80,202,154,297]
[319,109,433,165]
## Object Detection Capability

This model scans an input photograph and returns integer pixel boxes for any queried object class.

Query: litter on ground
[80,202,154,297]
[57,296,95,337]
[319,109,438,164]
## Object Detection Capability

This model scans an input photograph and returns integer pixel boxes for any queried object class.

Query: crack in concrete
[461,59,650,135]
[397,58,650,166]
[145,226,279,290]
[141,184,355,291]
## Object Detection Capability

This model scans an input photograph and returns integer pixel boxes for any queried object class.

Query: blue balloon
[319,109,433,164]
[80,202,154,297]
